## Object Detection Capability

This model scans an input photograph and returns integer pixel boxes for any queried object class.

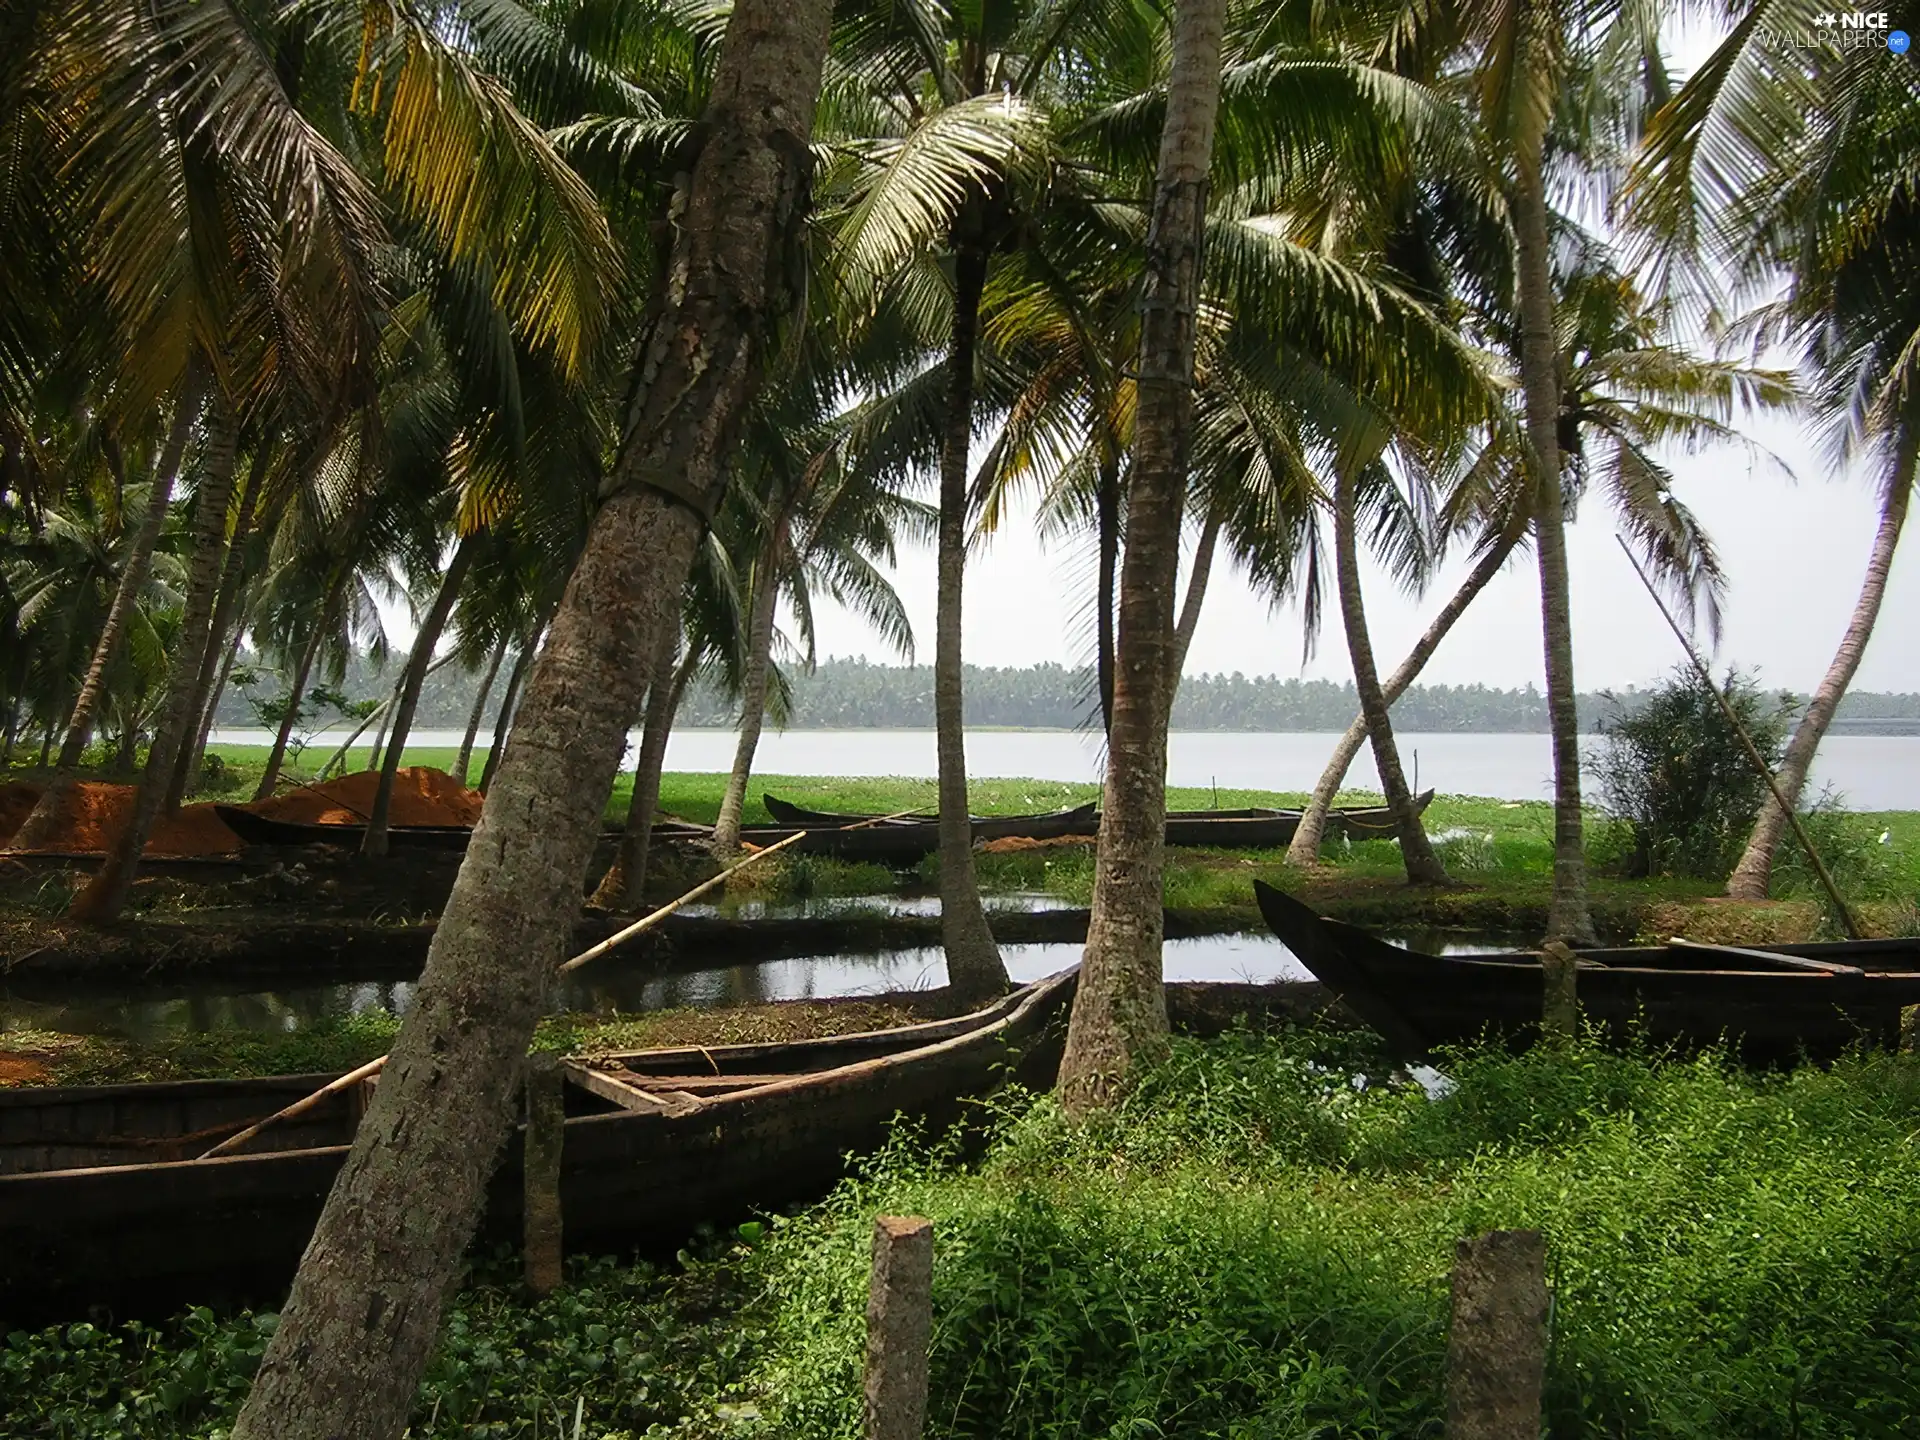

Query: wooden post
[1901,1005,1920,1054]
[1540,941,1578,1046]
[1447,1229,1548,1440]
[523,1051,564,1298]
[864,1215,933,1440]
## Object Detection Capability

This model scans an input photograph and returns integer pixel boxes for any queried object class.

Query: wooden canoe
[0,972,1076,1322]
[1161,791,1435,849]
[760,795,1098,840]
[721,803,1098,865]
[213,805,474,852]
[1252,879,1920,1062]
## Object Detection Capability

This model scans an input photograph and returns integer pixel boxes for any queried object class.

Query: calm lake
[213,727,1920,810]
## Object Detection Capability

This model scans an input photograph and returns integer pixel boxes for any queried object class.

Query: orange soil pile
[0,781,244,856]
[977,832,1097,854]
[252,767,484,828]
[0,1053,52,1086]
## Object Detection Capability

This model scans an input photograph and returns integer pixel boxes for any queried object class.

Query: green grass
[11,1029,1920,1437]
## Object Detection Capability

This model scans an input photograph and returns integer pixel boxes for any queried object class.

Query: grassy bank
[9,1028,1920,1436]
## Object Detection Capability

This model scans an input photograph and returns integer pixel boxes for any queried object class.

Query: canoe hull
[1252,879,1920,1062]
[213,805,473,852]
[0,978,1074,1321]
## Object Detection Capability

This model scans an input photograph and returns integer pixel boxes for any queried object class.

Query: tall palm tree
[1056,0,1228,1114]
[1630,8,1920,899]
[230,0,838,1429]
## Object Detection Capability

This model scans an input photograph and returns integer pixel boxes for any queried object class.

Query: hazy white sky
[801,408,1916,694]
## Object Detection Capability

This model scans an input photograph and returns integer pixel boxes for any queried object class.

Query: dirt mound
[0,1053,52,1086]
[252,768,483,828]
[977,832,1097,854]
[0,781,244,856]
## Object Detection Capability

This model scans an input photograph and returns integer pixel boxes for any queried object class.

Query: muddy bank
[0,905,1263,992]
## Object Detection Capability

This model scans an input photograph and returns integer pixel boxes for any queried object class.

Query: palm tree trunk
[453,637,509,786]
[1170,495,1221,687]
[476,628,538,796]
[1514,149,1594,944]
[361,537,479,858]
[70,391,239,923]
[166,440,271,808]
[1288,532,1517,865]
[9,374,204,852]
[229,6,833,1427]
[934,241,1010,1001]
[1331,467,1449,883]
[190,632,244,779]
[592,628,695,910]
[1057,0,1226,1114]
[712,550,783,853]
[255,621,326,800]
[1728,441,1913,899]
[1095,450,1120,734]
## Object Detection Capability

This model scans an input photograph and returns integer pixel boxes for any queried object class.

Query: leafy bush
[1590,668,1792,879]
[1770,790,1911,904]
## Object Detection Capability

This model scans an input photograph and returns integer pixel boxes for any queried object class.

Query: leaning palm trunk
[453,637,509,786]
[70,395,239,923]
[592,628,695,910]
[228,4,834,1429]
[166,443,272,808]
[256,595,338,799]
[1056,0,1226,1114]
[1728,441,1914,899]
[476,627,539,795]
[711,554,782,853]
[1170,495,1222,687]
[933,241,1010,1001]
[1514,149,1594,944]
[361,537,479,858]
[8,378,203,853]
[1288,533,1518,865]
[1096,450,1121,733]
[1331,467,1449,884]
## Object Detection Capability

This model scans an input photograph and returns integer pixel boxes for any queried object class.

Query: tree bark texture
[712,544,783,853]
[592,626,693,910]
[454,637,510,787]
[1446,1230,1549,1440]
[229,0,833,1427]
[1331,466,1449,884]
[9,376,203,853]
[1514,149,1594,943]
[478,628,540,796]
[362,536,479,858]
[1288,535,1518,866]
[1056,0,1226,1114]
[167,437,271,809]
[70,394,239,922]
[1728,440,1913,898]
[255,613,330,800]
[1095,450,1120,735]
[934,243,1010,1001]
[1170,495,1221,686]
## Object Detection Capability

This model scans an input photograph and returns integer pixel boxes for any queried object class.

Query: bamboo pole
[558,806,927,974]
[1615,536,1862,939]
[200,1055,388,1159]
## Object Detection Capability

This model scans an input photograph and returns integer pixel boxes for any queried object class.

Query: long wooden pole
[200,806,930,1157]
[1615,536,1862,939]
[559,806,927,974]
[200,1055,388,1159]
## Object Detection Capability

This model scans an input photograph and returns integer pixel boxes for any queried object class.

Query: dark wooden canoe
[761,795,1099,841]
[1161,791,1434,849]
[1252,879,1920,1062]
[719,802,1098,865]
[213,805,474,852]
[0,972,1077,1322]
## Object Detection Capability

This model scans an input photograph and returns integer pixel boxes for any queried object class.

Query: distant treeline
[213,654,1920,735]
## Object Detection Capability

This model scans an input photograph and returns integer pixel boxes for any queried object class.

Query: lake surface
[212,726,1920,810]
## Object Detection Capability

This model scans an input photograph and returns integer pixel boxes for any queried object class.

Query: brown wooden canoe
[1253,879,1920,1062]
[0,974,1076,1321]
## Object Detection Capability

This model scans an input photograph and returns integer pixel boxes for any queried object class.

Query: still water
[0,934,1319,1043]
[210,727,1920,810]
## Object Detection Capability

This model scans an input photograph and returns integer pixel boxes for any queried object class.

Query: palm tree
[230,0,838,1429]
[1630,9,1920,900]
[1056,0,1228,1114]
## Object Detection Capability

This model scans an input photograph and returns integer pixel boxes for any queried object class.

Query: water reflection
[0,929,1525,1043]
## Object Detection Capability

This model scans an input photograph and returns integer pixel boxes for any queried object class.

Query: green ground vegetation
[9,1027,1920,1437]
